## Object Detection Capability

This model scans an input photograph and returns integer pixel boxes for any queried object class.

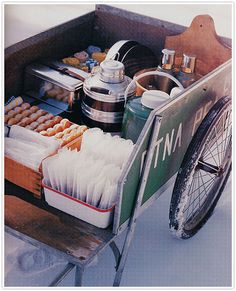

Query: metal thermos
[82,60,135,132]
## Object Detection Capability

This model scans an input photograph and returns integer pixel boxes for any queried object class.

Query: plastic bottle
[176,53,197,88]
[122,90,170,143]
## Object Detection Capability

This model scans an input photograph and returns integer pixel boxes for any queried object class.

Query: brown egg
[44,119,55,129]
[62,127,72,136]
[28,121,39,130]
[8,118,18,125]
[21,109,32,118]
[29,113,38,122]
[79,125,88,133]
[53,123,63,133]
[13,106,23,114]
[69,124,79,131]
[46,128,56,137]
[40,130,48,136]
[29,106,39,113]
[60,118,71,129]
[14,113,23,122]
[5,115,10,123]
[61,134,72,146]
[35,124,47,132]
[21,103,31,110]
[44,113,54,121]
[7,110,17,118]
[52,116,63,124]
[18,117,31,127]
[37,116,47,124]
[54,132,64,139]
[36,109,47,117]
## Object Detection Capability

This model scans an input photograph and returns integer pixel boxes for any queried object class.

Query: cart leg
[49,263,76,286]
[113,227,135,287]
[113,116,161,287]
[74,266,84,286]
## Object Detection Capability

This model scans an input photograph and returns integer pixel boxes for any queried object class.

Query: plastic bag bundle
[5,125,60,171]
[42,148,121,209]
[42,128,134,209]
[81,128,134,168]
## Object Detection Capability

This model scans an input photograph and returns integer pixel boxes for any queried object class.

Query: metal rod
[74,266,85,286]
[49,263,75,286]
[113,116,161,287]
[109,241,121,269]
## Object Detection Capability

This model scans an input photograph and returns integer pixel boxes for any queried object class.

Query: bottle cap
[141,90,170,109]
[181,54,196,73]
[100,60,125,83]
[161,48,175,70]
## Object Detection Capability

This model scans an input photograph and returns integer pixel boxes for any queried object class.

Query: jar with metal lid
[176,53,198,88]
[82,60,135,132]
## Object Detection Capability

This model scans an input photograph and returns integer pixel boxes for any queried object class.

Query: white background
[4,3,232,48]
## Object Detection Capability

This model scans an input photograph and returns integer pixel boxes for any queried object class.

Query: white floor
[5,175,232,287]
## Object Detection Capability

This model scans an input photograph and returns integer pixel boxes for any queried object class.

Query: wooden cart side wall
[113,60,231,234]
[94,5,187,61]
[5,12,95,98]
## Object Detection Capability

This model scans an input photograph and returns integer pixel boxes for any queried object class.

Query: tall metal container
[82,60,135,132]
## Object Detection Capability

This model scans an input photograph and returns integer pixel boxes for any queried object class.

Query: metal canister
[82,60,135,132]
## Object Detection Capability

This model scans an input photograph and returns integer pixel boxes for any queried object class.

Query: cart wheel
[169,96,231,239]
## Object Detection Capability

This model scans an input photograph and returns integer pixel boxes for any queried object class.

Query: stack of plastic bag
[42,128,134,209]
[5,125,60,171]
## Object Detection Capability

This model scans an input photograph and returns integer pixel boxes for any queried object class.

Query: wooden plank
[165,15,231,76]
[4,156,42,198]
[5,194,114,266]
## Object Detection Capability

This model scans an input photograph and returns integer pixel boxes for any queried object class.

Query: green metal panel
[117,117,155,226]
[142,61,232,203]
[114,60,231,232]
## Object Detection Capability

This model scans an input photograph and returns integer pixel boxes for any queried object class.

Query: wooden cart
[5,5,232,286]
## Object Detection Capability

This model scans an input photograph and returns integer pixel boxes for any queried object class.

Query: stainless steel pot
[105,40,158,78]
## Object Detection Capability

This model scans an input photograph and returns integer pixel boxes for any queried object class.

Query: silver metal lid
[181,54,196,73]
[161,48,175,70]
[25,64,83,91]
[100,60,125,83]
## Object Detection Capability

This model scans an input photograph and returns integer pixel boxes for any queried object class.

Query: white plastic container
[42,180,115,228]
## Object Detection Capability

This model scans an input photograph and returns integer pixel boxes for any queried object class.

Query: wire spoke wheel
[169,96,231,239]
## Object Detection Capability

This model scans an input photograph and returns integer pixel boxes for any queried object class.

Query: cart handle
[124,71,184,106]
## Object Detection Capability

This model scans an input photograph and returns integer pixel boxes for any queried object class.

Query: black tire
[169,96,232,239]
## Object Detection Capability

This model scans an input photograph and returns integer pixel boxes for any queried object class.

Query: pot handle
[124,71,184,106]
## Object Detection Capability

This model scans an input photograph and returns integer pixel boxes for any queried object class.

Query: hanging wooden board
[165,15,231,76]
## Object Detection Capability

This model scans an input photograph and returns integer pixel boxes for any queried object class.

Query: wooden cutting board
[165,15,231,76]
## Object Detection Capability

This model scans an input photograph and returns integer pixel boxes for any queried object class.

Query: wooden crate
[4,133,83,198]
